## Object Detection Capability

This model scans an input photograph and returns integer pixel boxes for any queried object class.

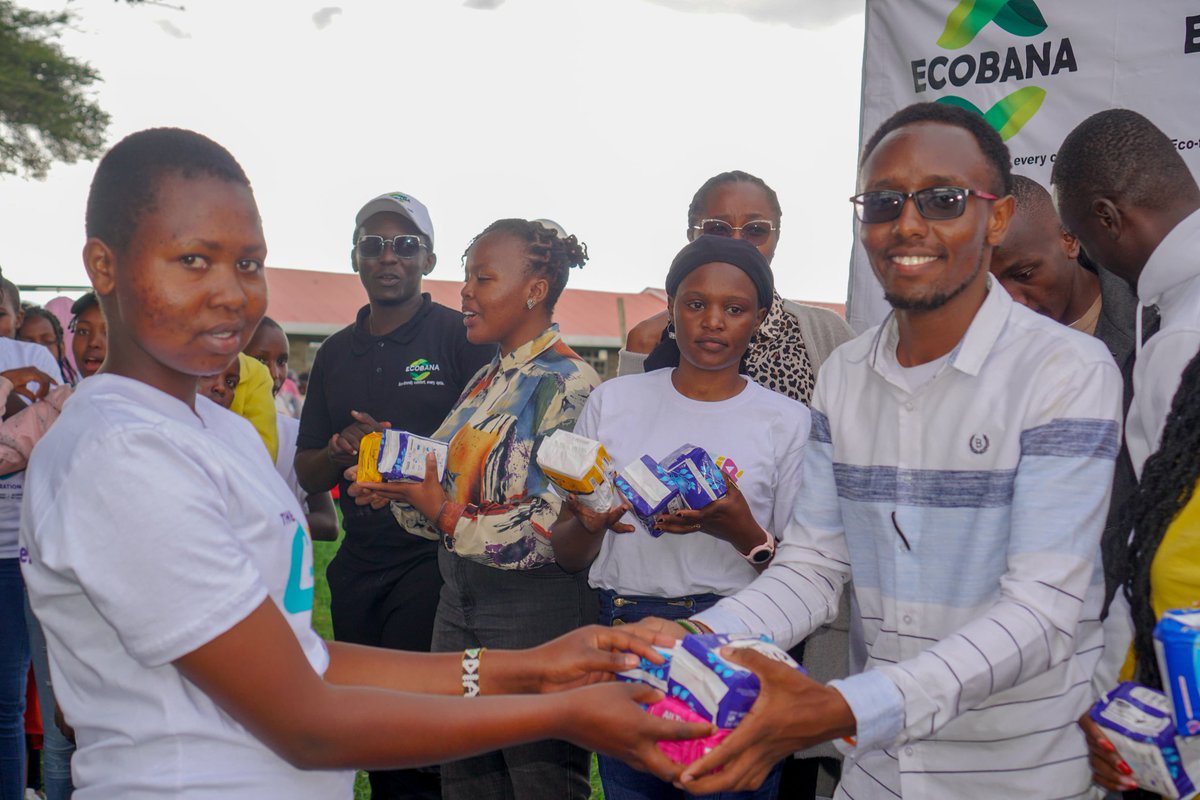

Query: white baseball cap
[354,191,435,250]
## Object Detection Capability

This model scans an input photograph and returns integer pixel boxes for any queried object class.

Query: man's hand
[626,616,692,642]
[558,682,713,785]
[529,624,683,693]
[1079,710,1138,792]
[2,367,55,417]
[674,647,857,794]
[327,410,389,466]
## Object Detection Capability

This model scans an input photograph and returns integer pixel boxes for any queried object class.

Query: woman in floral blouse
[350,218,600,800]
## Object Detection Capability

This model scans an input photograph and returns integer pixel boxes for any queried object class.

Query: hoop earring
[667,320,676,340]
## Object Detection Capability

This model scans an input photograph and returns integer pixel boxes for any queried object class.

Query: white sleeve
[48,428,268,667]
[768,407,809,539]
[693,387,848,649]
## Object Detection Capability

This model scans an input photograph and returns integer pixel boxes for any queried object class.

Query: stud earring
[526,298,536,310]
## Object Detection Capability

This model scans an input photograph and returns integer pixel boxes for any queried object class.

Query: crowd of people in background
[1,99,1199,800]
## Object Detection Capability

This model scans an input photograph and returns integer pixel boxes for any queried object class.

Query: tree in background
[0,0,110,179]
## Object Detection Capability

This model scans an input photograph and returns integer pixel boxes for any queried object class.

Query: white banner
[849,0,1200,332]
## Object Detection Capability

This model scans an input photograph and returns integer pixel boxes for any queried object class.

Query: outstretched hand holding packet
[356,428,448,483]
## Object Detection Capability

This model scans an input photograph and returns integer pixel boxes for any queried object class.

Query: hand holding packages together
[616,633,804,765]
[1091,682,1200,799]
[613,444,729,535]
[356,430,448,483]
[536,430,618,513]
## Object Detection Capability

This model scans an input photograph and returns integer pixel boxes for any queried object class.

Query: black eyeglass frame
[848,186,1000,224]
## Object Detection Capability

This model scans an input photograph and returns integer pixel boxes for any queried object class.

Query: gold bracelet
[462,647,485,697]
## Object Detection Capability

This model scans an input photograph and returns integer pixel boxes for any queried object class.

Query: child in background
[197,356,240,410]
[0,277,23,339]
[68,293,106,380]
[244,317,337,541]
[18,306,78,386]
[20,127,703,799]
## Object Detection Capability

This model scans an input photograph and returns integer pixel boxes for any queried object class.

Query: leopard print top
[743,291,816,404]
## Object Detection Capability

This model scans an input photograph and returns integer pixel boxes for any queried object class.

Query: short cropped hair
[85,128,251,255]
[1051,108,1199,214]
[861,102,1013,196]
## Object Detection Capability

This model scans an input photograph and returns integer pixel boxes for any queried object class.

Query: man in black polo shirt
[296,191,494,800]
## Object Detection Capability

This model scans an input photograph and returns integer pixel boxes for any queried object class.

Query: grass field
[311,522,604,799]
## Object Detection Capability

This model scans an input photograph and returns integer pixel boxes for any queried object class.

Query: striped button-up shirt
[695,280,1122,798]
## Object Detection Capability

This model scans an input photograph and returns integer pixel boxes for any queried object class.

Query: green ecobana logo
[936,86,1046,141]
[939,0,1047,49]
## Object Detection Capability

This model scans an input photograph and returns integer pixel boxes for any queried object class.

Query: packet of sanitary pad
[667,634,801,729]
[646,695,731,766]
[660,444,728,510]
[1092,682,1199,799]
[616,646,674,693]
[356,430,448,483]
[1157,609,1200,737]
[614,455,683,536]
[535,430,618,513]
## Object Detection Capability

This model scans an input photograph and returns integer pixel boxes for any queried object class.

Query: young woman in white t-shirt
[18,128,707,800]
[551,235,811,800]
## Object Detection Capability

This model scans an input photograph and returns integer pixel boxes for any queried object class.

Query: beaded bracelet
[462,647,485,697]
[676,619,702,635]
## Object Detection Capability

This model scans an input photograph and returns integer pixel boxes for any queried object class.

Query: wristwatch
[741,530,777,565]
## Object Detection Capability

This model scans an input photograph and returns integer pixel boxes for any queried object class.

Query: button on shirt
[695,279,1123,798]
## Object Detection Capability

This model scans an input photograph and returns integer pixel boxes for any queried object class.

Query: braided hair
[19,304,79,385]
[464,219,588,312]
[1125,346,1200,688]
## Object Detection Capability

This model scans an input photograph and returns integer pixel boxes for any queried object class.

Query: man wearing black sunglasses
[295,191,494,800]
[640,104,1123,799]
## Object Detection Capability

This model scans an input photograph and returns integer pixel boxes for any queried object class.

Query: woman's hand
[564,493,634,536]
[652,480,765,555]
[1079,710,1138,792]
[345,453,446,519]
[557,682,713,784]
[530,624,682,693]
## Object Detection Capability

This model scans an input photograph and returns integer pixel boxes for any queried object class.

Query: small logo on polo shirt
[405,358,440,382]
[969,433,990,454]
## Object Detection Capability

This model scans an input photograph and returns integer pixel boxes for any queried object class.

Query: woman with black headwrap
[552,236,807,800]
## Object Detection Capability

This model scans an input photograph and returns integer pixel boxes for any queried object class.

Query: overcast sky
[3,0,866,306]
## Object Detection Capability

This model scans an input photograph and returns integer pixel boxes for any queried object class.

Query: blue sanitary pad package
[660,444,728,510]
[1157,609,1200,738]
[666,633,802,729]
[614,455,683,536]
[1091,682,1200,799]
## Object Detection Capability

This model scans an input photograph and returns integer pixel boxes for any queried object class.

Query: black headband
[665,235,774,309]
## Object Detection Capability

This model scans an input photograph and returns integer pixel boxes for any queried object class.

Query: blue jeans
[596,590,782,800]
[0,558,29,800]
[25,594,73,799]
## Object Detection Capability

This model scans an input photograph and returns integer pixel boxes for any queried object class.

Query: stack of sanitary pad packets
[617,633,803,765]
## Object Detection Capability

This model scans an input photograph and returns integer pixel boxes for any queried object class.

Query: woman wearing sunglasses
[619,171,854,406]
[349,219,601,800]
